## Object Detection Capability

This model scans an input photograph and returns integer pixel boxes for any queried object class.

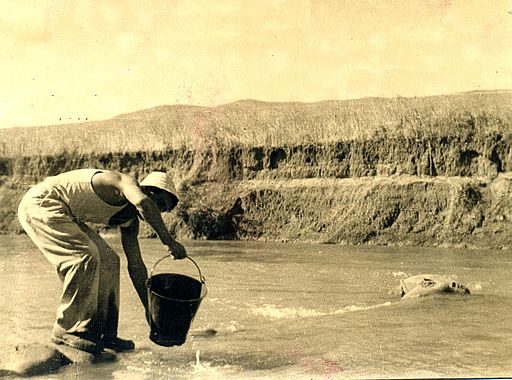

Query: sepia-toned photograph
[1,1,511,378]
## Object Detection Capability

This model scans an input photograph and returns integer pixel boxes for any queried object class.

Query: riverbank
[1,92,511,249]
[1,138,511,249]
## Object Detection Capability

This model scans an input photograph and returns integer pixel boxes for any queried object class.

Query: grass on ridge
[1,91,511,157]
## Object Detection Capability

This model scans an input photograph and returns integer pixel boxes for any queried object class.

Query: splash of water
[251,305,326,319]
[190,349,239,379]
[332,301,392,314]
[251,301,393,320]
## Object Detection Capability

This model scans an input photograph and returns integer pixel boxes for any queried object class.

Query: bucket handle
[150,255,206,285]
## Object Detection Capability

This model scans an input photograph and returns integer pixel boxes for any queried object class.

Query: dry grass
[1,91,511,157]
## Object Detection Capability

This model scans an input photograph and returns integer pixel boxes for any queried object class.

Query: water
[1,235,511,379]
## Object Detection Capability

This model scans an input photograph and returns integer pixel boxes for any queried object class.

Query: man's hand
[167,241,187,259]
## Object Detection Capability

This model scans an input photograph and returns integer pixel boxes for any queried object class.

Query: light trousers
[18,185,120,343]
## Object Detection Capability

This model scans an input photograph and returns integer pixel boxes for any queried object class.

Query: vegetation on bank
[1,91,511,248]
[1,91,511,157]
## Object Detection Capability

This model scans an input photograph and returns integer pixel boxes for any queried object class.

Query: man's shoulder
[95,171,136,186]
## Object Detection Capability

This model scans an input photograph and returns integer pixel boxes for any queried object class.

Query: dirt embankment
[1,134,511,249]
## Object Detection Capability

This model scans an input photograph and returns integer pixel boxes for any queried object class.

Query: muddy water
[1,235,511,379]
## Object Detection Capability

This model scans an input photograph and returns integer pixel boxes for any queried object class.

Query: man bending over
[18,169,186,355]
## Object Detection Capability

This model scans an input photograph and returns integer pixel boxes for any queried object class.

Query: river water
[1,235,511,379]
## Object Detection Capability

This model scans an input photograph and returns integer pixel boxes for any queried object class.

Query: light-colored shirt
[41,169,128,226]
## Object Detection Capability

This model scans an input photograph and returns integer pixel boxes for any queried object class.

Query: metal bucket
[146,256,207,347]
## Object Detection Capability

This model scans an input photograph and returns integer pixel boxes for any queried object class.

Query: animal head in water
[445,281,471,295]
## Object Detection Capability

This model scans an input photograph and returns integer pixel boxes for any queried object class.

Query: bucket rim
[147,255,207,302]
[148,285,207,302]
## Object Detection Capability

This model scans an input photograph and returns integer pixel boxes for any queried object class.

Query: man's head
[140,171,179,212]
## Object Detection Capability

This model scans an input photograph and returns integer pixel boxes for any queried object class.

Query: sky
[1,0,511,128]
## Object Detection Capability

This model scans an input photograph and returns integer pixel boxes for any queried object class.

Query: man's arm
[117,174,174,246]
[101,171,186,258]
[120,218,149,314]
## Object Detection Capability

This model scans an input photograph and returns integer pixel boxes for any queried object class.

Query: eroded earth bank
[1,134,511,249]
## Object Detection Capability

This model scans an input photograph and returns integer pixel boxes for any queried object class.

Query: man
[17,169,186,355]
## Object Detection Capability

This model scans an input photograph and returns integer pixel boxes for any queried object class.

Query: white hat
[139,171,179,199]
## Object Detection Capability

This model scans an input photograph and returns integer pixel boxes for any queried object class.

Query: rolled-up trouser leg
[18,187,102,352]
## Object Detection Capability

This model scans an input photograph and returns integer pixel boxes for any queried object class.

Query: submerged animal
[397,274,471,299]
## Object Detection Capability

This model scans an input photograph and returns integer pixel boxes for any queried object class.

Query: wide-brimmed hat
[139,171,179,199]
